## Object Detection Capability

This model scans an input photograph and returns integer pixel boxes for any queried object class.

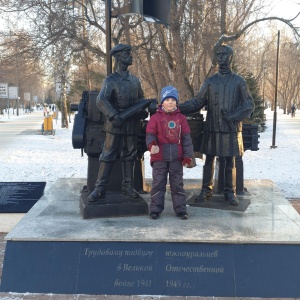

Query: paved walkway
[0,111,43,148]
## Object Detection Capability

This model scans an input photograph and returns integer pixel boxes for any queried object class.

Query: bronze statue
[88,44,148,203]
[180,45,255,206]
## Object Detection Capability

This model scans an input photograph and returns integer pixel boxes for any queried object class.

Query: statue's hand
[112,115,123,127]
[137,109,148,120]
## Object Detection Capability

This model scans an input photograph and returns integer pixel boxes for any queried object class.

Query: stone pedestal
[1,178,300,298]
[80,190,148,219]
[187,193,250,212]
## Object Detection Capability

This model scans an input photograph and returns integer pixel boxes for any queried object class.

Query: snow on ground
[0,107,299,198]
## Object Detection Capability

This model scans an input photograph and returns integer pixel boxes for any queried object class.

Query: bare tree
[208,12,300,77]
[0,31,45,110]
[1,0,300,109]
[277,39,300,113]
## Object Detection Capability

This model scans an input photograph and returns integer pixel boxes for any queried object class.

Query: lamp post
[17,97,20,116]
[271,30,280,149]
[105,0,112,75]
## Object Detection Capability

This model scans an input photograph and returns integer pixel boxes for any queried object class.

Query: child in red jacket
[146,86,194,220]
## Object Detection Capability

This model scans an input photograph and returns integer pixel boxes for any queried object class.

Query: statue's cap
[110,44,131,57]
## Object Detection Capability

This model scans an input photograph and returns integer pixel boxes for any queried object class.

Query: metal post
[7,88,10,118]
[17,97,20,116]
[271,31,280,149]
[7,97,10,118]
[105,0,112,75]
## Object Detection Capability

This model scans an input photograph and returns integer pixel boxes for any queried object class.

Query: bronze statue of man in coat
[180,44,255,206]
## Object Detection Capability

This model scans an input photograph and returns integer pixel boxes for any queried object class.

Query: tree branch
[206,14,300,78]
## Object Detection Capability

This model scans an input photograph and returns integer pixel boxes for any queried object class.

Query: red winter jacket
[146,106,194,165]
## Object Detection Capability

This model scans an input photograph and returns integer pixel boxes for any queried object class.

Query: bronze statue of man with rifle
[88,43,150,203]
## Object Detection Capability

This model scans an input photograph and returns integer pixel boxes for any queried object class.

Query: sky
[0,107,299,199]
[249,0,300,38]
[269,0,300,19]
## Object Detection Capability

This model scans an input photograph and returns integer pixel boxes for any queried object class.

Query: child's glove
[148,141,159,154]
[182,158,192,168]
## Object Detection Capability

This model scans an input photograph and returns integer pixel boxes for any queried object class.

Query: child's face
[162,97,177,112]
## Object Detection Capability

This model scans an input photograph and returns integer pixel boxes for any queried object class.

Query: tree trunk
[60,72,69,129]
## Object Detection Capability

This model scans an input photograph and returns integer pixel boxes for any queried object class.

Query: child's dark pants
[150,160,187,214]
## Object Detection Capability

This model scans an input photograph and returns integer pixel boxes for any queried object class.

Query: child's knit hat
[161,86,179,104]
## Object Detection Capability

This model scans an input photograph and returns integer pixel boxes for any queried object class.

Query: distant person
[291,104,296,117]
[146,86,194,220]
[180,44,254,206]
[43,105,49,117]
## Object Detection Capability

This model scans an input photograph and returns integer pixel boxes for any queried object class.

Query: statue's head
[110,44,132,67]
[217,44,234,66]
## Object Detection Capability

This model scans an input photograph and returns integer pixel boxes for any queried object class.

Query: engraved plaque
[2,240,300,297]
[0,182,46,212]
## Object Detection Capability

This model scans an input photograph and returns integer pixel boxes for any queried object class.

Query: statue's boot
[87,162,113,202]
[224,167,239,206]
[122,161,140,198]
[195,165,214,203]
